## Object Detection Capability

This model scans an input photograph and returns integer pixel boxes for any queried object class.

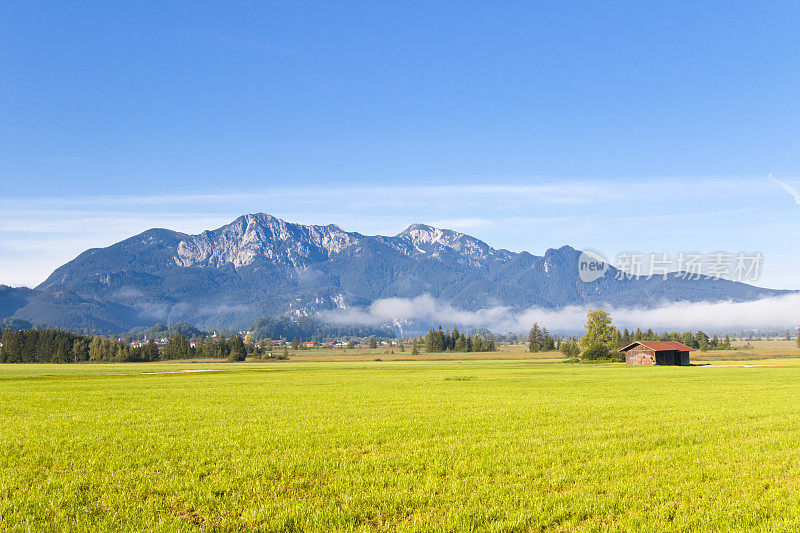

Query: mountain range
[0,213,789,333]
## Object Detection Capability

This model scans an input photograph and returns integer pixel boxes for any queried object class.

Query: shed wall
[626,346,656,365]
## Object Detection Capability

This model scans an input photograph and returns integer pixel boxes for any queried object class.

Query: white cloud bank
[321,293,800,333]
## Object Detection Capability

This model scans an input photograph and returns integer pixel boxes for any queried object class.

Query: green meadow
[3,359,800,531]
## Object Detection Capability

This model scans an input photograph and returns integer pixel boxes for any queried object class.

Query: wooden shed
[619,341,694,366]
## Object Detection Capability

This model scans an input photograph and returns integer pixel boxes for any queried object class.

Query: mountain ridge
[0,213,790,333]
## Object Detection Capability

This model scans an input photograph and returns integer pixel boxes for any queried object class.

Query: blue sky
[1,1,799,288]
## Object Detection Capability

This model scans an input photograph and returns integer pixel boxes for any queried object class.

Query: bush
[559,340,580,358]
[581,343,611,360]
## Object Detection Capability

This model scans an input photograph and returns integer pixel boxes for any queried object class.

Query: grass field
[2,349,800,531]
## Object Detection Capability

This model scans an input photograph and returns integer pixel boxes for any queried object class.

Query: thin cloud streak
[0,177,767,210]
[770,177,800,205]
[0,184,605,208]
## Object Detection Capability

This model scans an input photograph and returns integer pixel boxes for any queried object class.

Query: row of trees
[0,325,494,363]
[0,329,161,363]
[0,329,264,364]
[160,334,248,361]
[619,328,732,351]
[248,316,392,344]
[156,334,292,361]
[527,314,741,360]
[4,320,794,364]
[537,309,745,361]
[424,326,497,353]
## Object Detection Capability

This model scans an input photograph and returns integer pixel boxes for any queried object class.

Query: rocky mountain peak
[174,213,361,268]
[398,223,454,245]
[396,222,504,263]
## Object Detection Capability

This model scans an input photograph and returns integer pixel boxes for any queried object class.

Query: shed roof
[619,340,695,352]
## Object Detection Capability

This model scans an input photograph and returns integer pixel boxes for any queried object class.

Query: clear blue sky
[1,1,799,288]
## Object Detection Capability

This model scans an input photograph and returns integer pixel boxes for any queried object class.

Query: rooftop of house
[619,340,696,352]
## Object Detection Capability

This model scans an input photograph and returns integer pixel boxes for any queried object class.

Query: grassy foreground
[2,360,800,531]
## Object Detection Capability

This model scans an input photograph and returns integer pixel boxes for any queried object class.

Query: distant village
[126,334,402,351]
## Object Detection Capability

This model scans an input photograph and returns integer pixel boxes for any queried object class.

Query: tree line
[423,326,497,353]
[248,316,392,343]
[0,328,279,364]
[617,328,733,351]
[527,319,735,355]
[0,328,160,363]
[527,309,746,361]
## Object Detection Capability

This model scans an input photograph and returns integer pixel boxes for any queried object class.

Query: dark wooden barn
[619,341,694,366]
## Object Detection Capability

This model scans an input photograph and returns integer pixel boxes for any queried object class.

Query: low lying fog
[321,293,800,333]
